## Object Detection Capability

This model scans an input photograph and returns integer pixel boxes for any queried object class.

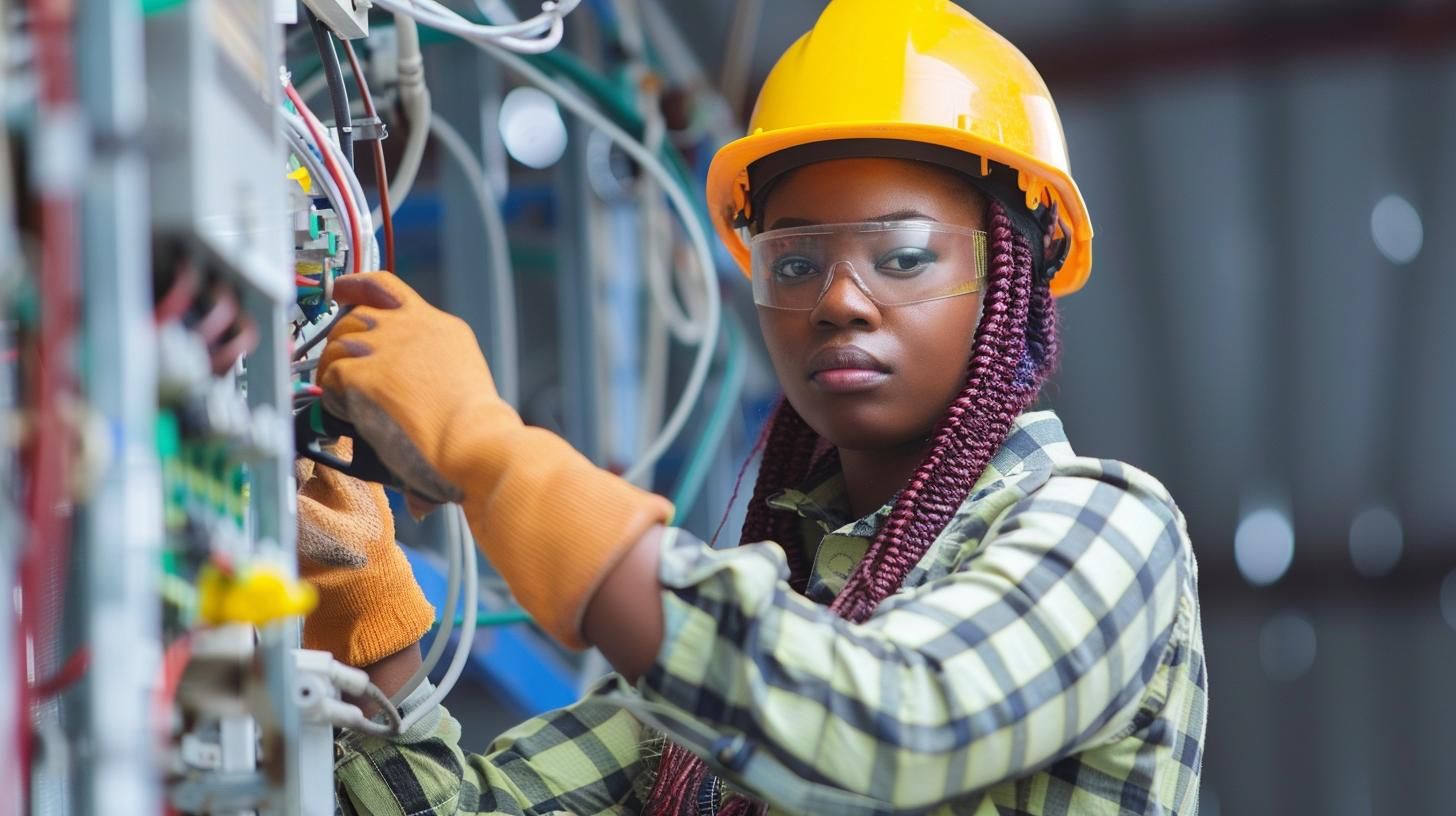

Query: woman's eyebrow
[766,210,941,231]
[870,209,939,223]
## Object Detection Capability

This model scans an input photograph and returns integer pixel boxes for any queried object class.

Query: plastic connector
[291,650,401,737]
[197,563,318,627]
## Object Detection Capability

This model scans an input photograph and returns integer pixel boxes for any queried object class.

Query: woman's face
[756,158,987,452]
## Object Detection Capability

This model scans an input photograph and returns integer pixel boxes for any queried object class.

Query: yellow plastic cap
[707,0,1093,297]
[198,563,318,628]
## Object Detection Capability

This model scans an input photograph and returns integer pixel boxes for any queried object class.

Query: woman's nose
[809,262,883,330]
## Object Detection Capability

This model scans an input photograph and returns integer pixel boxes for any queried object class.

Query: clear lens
[749,221,987,310]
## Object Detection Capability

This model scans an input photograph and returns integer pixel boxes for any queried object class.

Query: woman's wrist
[353,641,423,717]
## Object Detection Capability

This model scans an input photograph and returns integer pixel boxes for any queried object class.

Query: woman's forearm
[582,525,667,683]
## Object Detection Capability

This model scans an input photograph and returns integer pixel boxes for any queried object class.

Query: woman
[302,1,1206,813]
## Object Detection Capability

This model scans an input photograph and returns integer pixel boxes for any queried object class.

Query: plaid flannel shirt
[336,412,1207,815]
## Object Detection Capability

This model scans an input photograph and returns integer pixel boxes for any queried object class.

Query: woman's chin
[798,406,922,453]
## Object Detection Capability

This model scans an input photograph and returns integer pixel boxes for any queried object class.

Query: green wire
[670,316,746,516]
[432,608,534,630]
[141,0,188,16]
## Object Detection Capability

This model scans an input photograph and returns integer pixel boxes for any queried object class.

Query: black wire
[292,305,355,361]
[306,8,354,168]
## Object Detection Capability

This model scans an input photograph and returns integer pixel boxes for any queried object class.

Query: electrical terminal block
[296,208,349,262]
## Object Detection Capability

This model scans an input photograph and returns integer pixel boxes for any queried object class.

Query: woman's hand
[316,273,506,506]
[317,273,674,650]
[297,438,436,668]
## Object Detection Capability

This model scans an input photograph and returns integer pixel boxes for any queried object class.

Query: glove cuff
[456,426,673,649]
[302,543,437,667]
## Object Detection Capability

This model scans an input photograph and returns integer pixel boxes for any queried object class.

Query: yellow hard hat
[707,0,1093,297]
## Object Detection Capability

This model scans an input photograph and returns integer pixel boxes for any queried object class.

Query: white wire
[293,104,380,273]
[390,514,461,706]
[397,505,478,734]
[719,0,766,116]
[292,17,427,229]
[282,126,347,227]
[378,15,432,225]
[282,109,378,272]
[356,681,405,736]
[458,36,722,485]
[282,123,358,282]
[375,0,582,55]
[638,111,704,344]
[429,116,521,408]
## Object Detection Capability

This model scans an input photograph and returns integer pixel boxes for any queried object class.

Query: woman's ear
[1037,202,1071,280]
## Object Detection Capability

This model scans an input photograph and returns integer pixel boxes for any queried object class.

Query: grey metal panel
[144,0,291,303]
[75,1,163,813]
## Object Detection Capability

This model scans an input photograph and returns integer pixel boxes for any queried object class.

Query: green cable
[141,0,187,16]
[431,608,534,630]
[670,316,746,516]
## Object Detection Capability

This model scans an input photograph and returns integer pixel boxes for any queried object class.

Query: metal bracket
[299,0,370,40]
[349,115,388,143]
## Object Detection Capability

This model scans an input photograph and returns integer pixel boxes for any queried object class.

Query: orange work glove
[316,273,673,649]
[297,438,436,667]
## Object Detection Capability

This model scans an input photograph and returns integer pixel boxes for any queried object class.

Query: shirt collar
[765,410,1073,534]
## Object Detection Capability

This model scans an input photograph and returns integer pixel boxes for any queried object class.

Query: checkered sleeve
[335,679,652,815]
[643,459,1187,810]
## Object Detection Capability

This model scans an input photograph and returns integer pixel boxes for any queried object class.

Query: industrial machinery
[0,0,757,812]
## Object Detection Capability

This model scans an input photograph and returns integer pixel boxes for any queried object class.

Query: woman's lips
[812,368,891,392]
[807,345,891,393]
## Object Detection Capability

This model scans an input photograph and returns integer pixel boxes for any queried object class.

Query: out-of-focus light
[1234,507,1294,586]
[498,86,568,169]
[1440,571,1456,633]
[1371,194,1423,265]
[1348,505,1403,578]
[1259,612,1317,682]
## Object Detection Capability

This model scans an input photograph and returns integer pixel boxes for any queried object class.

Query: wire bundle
[373,0,584,55]
[282,82,376,277]
[392,505,478,733]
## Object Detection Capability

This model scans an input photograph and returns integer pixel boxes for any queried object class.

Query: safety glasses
[748,221,988,310]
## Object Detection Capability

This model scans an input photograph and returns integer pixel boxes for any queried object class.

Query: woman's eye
[772,256,820,282]
[876,248,937,277]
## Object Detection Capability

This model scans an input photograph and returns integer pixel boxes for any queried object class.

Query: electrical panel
[145,0,291,302]
[3,0,745,812]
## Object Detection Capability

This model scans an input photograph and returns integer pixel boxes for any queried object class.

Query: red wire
[341,40,396,274]
[30,647,89,700]
[284,82,364,277]
[154,260,201,325]
[193,286,240,345]
[209,317,260,376]
[20,0,80,801]
[154,633,193,816]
